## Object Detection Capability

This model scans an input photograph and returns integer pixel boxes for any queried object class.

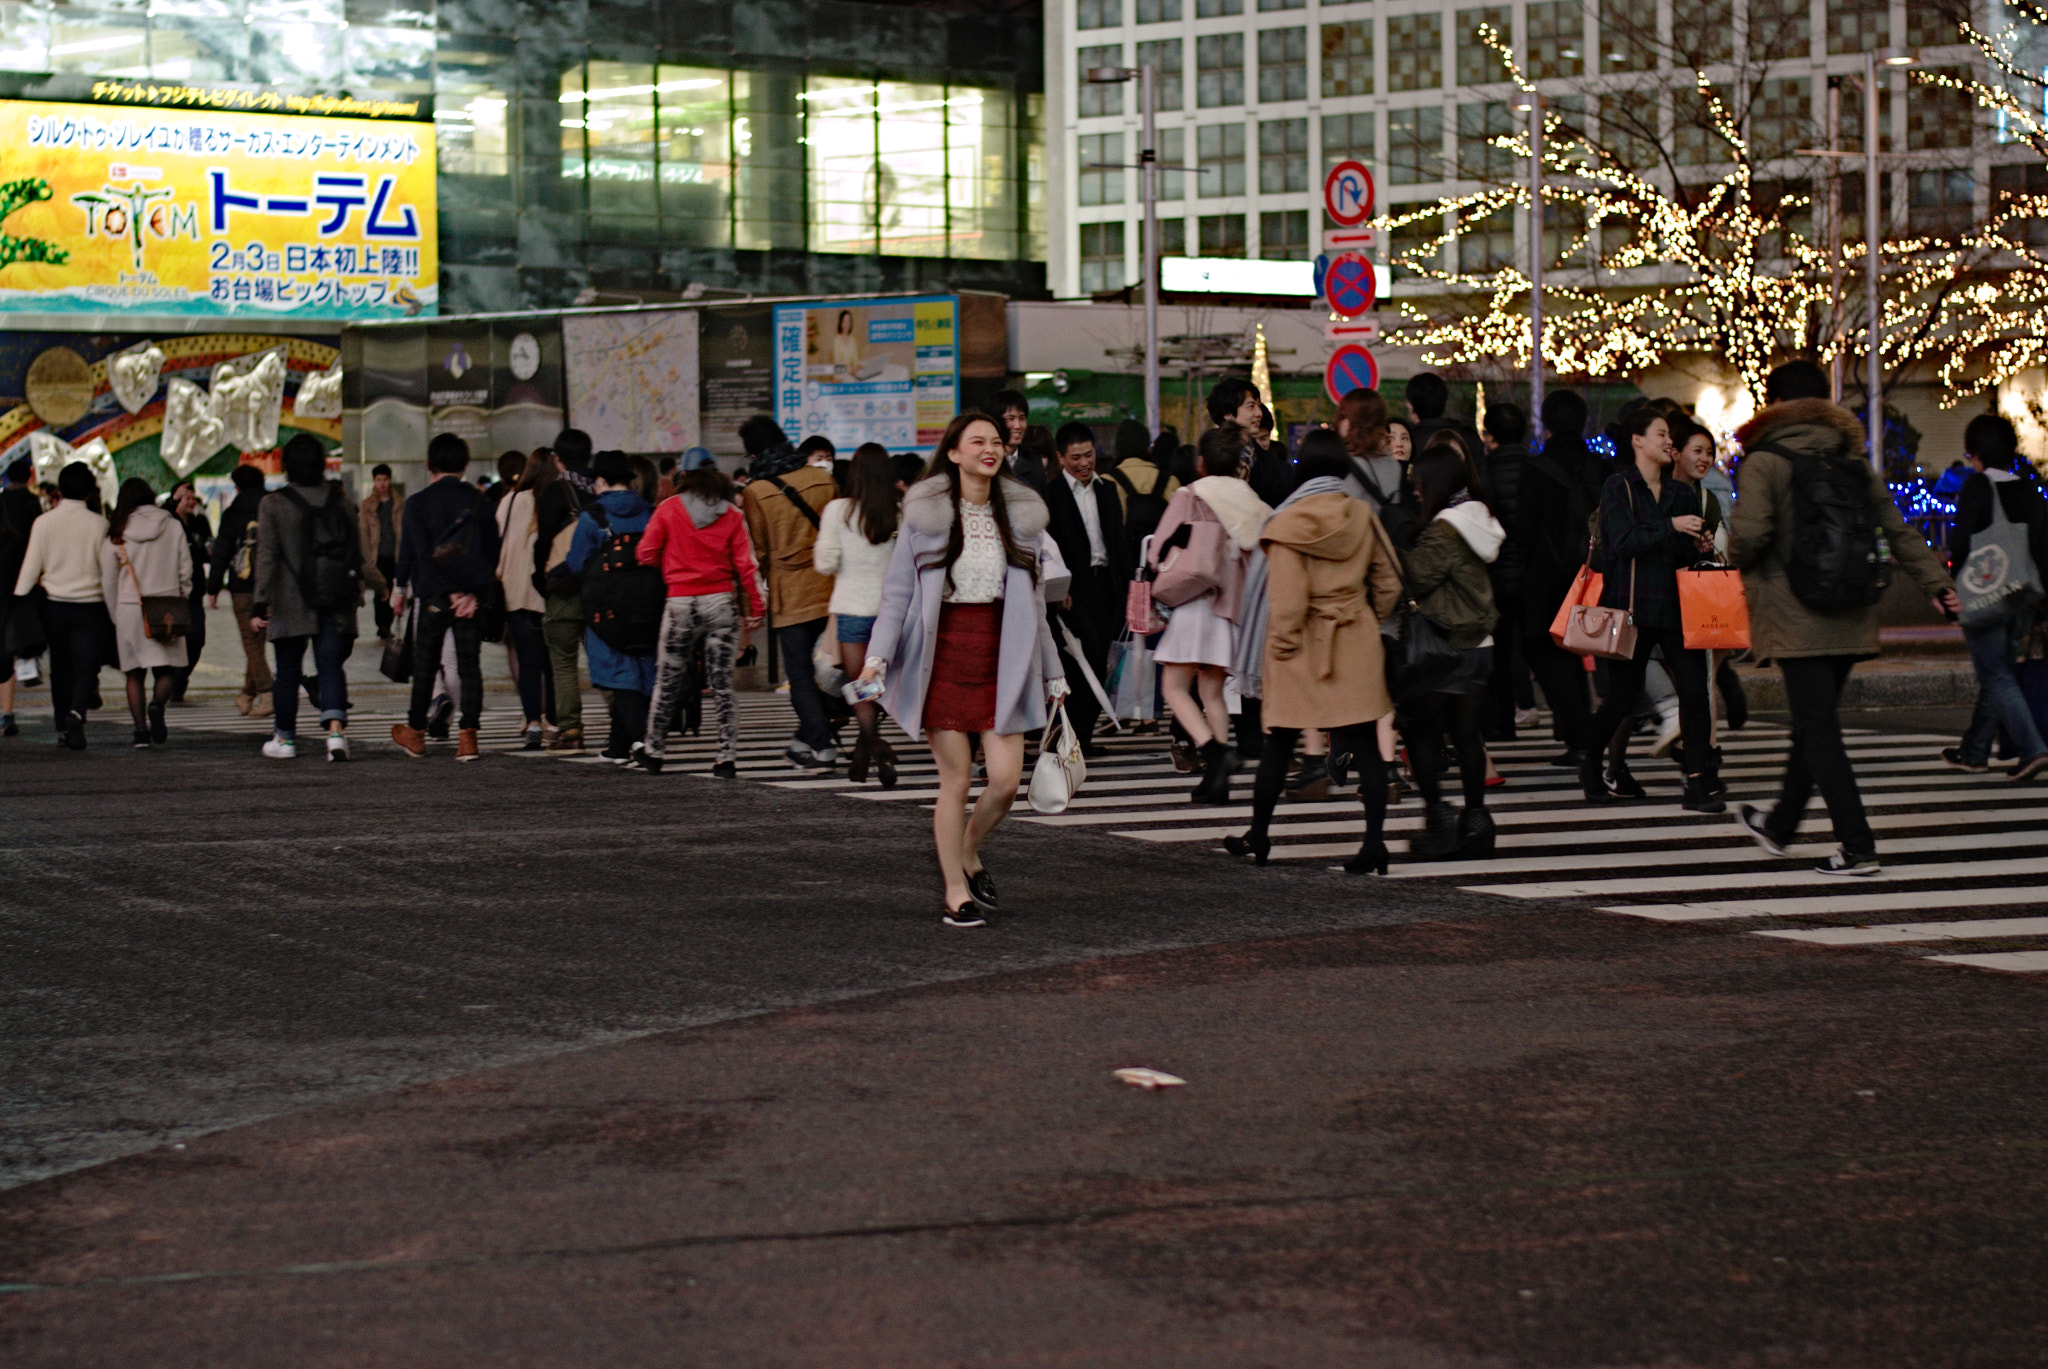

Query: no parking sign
[1324,344,1379,405]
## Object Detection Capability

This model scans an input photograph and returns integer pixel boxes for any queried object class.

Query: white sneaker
[326,734,350,762]
[261,737,297,760]
[1514,707,1540,729]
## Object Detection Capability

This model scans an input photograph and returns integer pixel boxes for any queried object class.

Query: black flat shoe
[967,866,998,912]
[711,760,737,778]
[942,902,986,928]
[1223,832,1271,865]
[147,700,167,745]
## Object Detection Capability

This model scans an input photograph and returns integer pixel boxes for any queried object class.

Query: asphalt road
[6,696,2046,1368]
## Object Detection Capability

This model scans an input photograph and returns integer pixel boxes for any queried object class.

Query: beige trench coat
[1260,492,1404,730]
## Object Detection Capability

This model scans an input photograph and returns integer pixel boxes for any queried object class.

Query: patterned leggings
[647,592,738,762]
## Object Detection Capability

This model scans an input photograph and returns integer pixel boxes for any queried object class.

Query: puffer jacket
[1483,440,1527,600]
[1404,497,1503,649]
[1729,398,1949,661]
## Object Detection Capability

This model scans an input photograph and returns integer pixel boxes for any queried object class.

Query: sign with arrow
[1323,159,1375,227]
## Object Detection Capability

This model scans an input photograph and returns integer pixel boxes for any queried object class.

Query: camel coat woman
[1259,491,1402,730]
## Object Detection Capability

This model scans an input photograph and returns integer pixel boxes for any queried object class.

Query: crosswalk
[148,693,2048,974]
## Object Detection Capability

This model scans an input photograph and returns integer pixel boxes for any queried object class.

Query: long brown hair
[518,447,558,494]
[846,442,899,545]
[918,411,1037,582]
[1337,387,1389,458]
[108,477,157,541]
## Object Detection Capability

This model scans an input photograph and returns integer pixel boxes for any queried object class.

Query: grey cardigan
[867,474,1066,741]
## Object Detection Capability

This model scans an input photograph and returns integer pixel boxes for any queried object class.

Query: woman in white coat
[814,442,902,785]
[101,477,193,748]
[856,412,1068,928]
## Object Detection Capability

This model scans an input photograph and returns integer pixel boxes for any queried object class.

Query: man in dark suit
[1043,421,1132,755]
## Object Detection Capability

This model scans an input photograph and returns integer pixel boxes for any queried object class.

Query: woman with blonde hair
[855,412,1068,927]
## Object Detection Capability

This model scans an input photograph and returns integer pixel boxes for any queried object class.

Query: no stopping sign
[1324,345,1379,405]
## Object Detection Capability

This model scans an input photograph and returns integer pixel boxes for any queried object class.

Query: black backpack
[1755,439,1891,612]
[1351,457,1420,550]
[281,483,361,610]
[1110,462,1173,560]
[578,504,665,653]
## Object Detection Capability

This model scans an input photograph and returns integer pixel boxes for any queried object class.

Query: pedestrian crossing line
[1461,853,2048,901]
[1925,950,2048,971]
[1754,916,2048,946]
[1600,886,2048,923]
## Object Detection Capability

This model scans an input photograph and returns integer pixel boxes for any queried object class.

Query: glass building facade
[0,0,1048,312]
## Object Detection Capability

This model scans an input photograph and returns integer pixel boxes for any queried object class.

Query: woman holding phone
[856,412,1069,928]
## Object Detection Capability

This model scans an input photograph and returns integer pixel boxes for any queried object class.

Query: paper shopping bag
[1549,563,1604,646]
[1677,565,1751,651]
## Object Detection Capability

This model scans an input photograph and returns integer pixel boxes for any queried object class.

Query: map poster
[773,294,957,455]
[563,308,700,454]
[0,97,436,319]
[699,305,773,462]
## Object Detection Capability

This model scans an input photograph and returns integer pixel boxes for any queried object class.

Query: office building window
[1598,94,1659,172]
[1755,2,1809,61]
[1908,69,1974,150]
[1079,45,1124,116]
[657,65,735,247]
[1198,121,1247,196]
[1137,38,1183,111]
[1909,169,1974,239]
[1197,32,1244,107]
[1458,207,1515,272]
[1199,212,1247,254]
[1388,105,1442,184]
[1323,110,1374,180]
[1906,5,1959,49]
[1826,0,1887,54]
[1258,26,1307,102]
[1080,220,1127,291]
[1257,0,1305,9]
[1599,0,1657,71]
[1750,77,1811,162]
[1456,7,1510,85]
[1671,0,1733,63]
[1321,20,1373,98]
[1078,0,1122,31]
[1673,84,1732,166]
[1079,131,1126,206]
[1136,0,1182,21]
[1259,117,1308,192]
[1457,101,1514,182]
[1158,216,1188,255]
[1195,0,1242,15]
[1386,13,1443,92]
[1526,1,1583,79]
[1261,208,1308,257]
[1160,126,1188,199]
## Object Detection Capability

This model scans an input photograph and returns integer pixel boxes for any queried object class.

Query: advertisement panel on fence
[0,96,436,320]
[772,295,957,455]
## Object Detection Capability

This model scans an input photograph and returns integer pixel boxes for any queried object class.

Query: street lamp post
[1087,64,1162,436]
[1512,90,1544,437]
[1828,79,1844,405]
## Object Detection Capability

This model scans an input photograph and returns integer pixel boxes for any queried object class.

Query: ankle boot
[1191,740,1232,804]
[1682,775,1726,813]
[873,736,899,789]
[1454,806,1497,858]
[1344,837,1389,875]
[1579,752,1613,803]
[847,732,873,784]
[1410,802,1461,859]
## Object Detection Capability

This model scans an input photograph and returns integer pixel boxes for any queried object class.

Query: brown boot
[456,728,480,762]
[247,692,273,718]
[391,723,427,757]
[234,692,253,715]
[547,726,583,752]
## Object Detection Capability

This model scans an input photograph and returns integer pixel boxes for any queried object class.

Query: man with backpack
[739,414,839,769]
[531,428,595,750]
[1729,360,1959,875]
[565,450,660,764]
[207,462,275,718]
[390,433,500,761]
[249,434,365,761]
[1108,428,1180,566]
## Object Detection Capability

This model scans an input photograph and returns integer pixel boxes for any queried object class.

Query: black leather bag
[379,602,414,683]
[1381,598,1460,703]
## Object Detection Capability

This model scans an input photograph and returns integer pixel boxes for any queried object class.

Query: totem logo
[68,182,201,272]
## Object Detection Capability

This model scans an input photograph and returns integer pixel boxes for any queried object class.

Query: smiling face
[1000,406,1028,450]
[1634,417,1673,469]
[1678,433,1716,482]
[1234,393,1264,431]
[951,418,1007,482]
[1059,440,1097,483]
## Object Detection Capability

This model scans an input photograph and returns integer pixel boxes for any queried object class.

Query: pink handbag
[1151,503,1231,608]
[1562,556,1637,660]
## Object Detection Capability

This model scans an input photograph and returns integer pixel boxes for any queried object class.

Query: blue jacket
[566,489,657,692]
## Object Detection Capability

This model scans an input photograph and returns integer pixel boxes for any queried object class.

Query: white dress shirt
[1064,471,1108,567]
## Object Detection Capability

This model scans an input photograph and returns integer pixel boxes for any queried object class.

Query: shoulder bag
[379,599,415,682]
[1956,481,2046,628]
[1381,596,1460,702]
[1561,481,1641,660]
[1028,699,1088,814]
[118,547,191,641]
[1151,502,1231,608]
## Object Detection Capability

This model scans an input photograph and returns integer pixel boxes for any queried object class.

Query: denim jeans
[409,596,483,731]
[272,616,350,742]
[1959,612,2048,764]
[776,616,833,753]
[505,608,548,724]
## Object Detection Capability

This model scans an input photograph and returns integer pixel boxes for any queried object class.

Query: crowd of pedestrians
[6,355,2045,921]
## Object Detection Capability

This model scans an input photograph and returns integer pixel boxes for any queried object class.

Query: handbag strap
[117,545,145,603]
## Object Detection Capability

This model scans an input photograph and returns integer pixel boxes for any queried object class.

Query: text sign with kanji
[1322,251,1377,317]
[0,97,437,319]
[1323,159,1375,227]
[1324,344,1379,405]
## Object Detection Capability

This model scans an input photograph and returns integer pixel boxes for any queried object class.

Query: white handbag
[1028,700,1088,814]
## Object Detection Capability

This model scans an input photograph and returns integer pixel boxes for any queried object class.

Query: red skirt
[923,601,1002,734]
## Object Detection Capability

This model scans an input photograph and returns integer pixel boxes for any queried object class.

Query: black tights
[1248,724,1388,844]
[125,666,174,727]
[1401,684,1489,809]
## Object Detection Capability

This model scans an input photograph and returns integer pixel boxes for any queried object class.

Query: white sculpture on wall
[210,347,288,454]
[293,364,344,420]
[29,431,117,506]
[160,379,228,478]
[107,342,167,415]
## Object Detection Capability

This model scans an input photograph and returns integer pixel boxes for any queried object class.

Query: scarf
[1189,475,1273,551]
[1232,475,1348,697]
[747,442,804,481]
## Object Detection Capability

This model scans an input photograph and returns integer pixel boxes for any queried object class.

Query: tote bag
[1956,487,2045,628]
[1152,504,1231,608]
[1107,629,1157,721]
[1381,599,1460,702]
[1028,701,1088,814]
[1677,563,1751,650]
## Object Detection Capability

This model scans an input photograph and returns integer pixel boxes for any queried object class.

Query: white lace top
[943,498,1006,603]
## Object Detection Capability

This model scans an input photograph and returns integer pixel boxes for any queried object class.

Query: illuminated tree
[0,178,69,272]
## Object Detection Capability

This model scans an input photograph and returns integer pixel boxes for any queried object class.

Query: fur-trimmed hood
[1736,397,1865,453]
[901,473,1049,542]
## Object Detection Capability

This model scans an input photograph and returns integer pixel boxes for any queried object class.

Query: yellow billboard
[0,97,436,320]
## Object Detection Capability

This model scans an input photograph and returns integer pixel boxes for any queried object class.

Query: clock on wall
[508,332,541,381]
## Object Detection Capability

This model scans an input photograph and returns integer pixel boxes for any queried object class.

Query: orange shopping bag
[1677,565,1751,650]
[1549,562,1604,646]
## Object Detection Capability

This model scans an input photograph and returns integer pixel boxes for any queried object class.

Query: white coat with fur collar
[865,474,1066,740]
